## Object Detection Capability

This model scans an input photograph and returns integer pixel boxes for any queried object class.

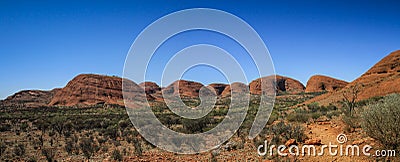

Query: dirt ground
[114,118,387,162]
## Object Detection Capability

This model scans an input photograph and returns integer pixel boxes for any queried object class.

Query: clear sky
[1,0,400,99]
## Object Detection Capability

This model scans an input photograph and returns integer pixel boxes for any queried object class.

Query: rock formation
[139,82,161,94]
[306,50,400,105]
[162,80,205,98]
[221,82,249,97]
[249,75,305,95]
[0,89,59,108]
[208,83,228,96]
[305,75,348,93]
[49,74,141,106]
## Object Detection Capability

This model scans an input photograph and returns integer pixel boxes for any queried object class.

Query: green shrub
[286,112,309,123]
[182,116,210,133]
[361,94,400,151]
[26,156,37,162]
[118,119,131,130]
[20,122,29,131]
[342,112,361,132]
[307,102,320,112]
[311,112,323,119]
[210,149,219,162]
[65,139,74,155]
[157,115,180,127]
[97,137,108,144]
[269,121,305,144]
[356,96,383,107]
[41,148,55,162]
[51,115,66,135]
[101,145,109,153]
[132,138,142,156]
[35,119,50,133]
[112,149,123,161]
[267,112,278,125]
[63,121,73,137]
[104,125,118,140]
[79,137,98,159]
[13,143,25,157]
[288,103,339,123]
[0,124,12,132]
[0,141,6,156]
[326,110,341,119]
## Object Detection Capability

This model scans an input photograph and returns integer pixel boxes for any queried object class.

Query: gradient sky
[1,0,400,99]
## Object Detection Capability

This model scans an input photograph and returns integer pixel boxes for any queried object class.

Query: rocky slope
[139,82,162,101]
[0,89,60,108]
[306,50,400,105]
[305,75,348,93]
[139,82,161,94]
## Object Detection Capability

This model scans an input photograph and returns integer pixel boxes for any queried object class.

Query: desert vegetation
[1,91,400,161]
[361,94,400,153]
[0,92,324,161]
[0,104,145,161]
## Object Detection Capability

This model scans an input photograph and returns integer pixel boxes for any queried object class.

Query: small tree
[104,125,118,140]
[51,116,66,136]
[79,137,98,159]
[35,119,49,134]
[361,94,400,151]
[63,121,73,137]
[182,116,210,133]
[65,139,74,155]
[342,83,362,116]
[132,138,142,156]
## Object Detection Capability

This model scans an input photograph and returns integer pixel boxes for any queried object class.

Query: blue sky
[1,0,400,99]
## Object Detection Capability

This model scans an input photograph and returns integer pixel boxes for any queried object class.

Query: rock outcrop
[7,49,398,109]
[138,82,162,101]
[221,82,249,97]
[208,83,228,96]
[162,80,205,98]
[0,89,59,108]
[139,82,161,94]
[306,50,400,105]
[49,74,142,106]
[305,75,348,93]
[249,75,305,95]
